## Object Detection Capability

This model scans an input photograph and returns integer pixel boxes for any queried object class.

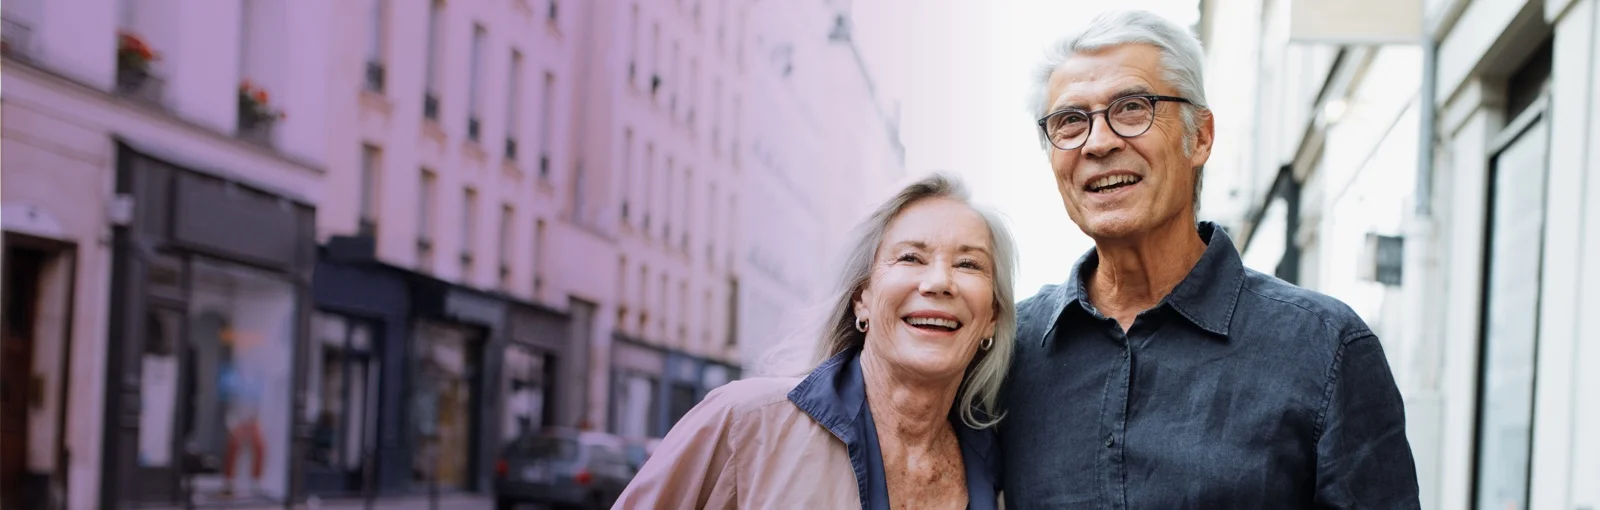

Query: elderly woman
[614,173,1019,509]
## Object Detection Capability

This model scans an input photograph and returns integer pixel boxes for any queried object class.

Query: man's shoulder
[1235,267,1374,342]
[1017,283,1067,316]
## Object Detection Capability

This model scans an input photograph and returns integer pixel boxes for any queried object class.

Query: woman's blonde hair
[758,172,1019,429]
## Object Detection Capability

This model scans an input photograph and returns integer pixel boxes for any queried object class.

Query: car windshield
[511,436,579,462]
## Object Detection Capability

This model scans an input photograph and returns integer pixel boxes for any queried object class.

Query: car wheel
[495,497,516,510]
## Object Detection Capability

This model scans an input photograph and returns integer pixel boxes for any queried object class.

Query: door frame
[1470,90,1552,510]
[1,233,78,510]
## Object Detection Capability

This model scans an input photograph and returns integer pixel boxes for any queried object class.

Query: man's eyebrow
[1051,85,1157,112]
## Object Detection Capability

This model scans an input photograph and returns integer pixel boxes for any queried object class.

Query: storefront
[403,280,511,493]
[306,246,413,497]
[502,303,570,442]
[609,334,664,438]
[100,143,317,508]
[609,335,741,439]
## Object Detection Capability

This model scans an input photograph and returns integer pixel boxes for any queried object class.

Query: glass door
[1474,114,1549,510]
[307,312,382,494]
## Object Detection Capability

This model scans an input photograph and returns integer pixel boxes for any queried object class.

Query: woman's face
[855,198,998,383]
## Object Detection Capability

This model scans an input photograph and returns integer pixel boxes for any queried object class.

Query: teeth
[906,317,959,329]
[1090,174,1141,191]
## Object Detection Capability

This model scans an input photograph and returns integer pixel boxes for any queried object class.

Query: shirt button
[1105,435,1114,448]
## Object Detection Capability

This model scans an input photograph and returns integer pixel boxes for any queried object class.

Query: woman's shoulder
[700,376,804,416]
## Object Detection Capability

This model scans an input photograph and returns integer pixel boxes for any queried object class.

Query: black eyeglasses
[1036,94,1195,151]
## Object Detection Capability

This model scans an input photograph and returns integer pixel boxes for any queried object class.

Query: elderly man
[998,9,1421,508]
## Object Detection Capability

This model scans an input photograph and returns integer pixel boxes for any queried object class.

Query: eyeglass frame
[1035,94,1196,151]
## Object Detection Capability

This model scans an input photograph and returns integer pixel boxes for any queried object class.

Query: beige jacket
[613,350,1000,509]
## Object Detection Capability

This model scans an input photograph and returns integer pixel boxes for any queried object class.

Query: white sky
[851,0,1201,297]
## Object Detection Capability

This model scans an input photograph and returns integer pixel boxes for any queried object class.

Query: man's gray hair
[1027,9,1212,212]
[757,172,1019,429]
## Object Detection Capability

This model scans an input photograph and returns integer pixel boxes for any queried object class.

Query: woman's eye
[897,253,923,263]
[957,260,986,270]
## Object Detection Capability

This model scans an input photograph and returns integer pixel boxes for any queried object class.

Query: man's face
[1042,44,1213,241]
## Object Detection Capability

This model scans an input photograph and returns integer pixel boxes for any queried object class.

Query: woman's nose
[919,267,954,296]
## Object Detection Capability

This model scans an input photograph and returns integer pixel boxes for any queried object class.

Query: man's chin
[1078,214,1149,241]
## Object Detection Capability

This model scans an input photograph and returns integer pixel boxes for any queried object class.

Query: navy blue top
[787,348,1000,510]
[998,222,1420,508]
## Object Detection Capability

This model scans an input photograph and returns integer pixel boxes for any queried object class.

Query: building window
[418,169,437,271]
[682,168,693,252]
[670,41,681,117]
[638,265,650,334]
[712,79,722,154]
[533,219,547,295]
[642,143,655,231]
[359,145,382,237]
[462,188,478,278]
[621,129,634,221]
[706,183,717,266]
[364,0,387,92]
[498,204,514,289]
[571,161,587,223]
[658,273,669,339]
[467,24,486,142]
[650,23,661,98]
[506,50,522,161]
[539,72,555,177]
[628,4,639,86]
[423,0,444,120]
[688,58,699,129]
[663,157,673,240]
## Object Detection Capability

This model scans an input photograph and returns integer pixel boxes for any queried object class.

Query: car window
[511,436,579,462]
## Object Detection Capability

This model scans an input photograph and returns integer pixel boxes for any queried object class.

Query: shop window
[181,259,297,500]
[501,346,544,442]
[305,312,380,477]
[410,321,481,490]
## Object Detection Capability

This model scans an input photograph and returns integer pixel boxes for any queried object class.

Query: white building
[2,0,330,508]
[1202,0,1600,507]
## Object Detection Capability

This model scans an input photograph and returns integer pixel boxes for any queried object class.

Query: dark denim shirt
[998,222,1420,509]
[789,348,1000,510]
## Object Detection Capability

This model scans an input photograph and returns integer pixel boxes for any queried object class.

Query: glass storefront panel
[1475,120,1548,510]
[306,313,381,475]
[411,321,479,490]
[613,374,657,439]
[184,259,297,500]
[501,346,543,443]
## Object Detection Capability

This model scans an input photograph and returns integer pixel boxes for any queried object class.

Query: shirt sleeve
[613,386,742,509]
[1313,333,1422,509]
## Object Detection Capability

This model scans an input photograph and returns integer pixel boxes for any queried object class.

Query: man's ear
[1190,110,1215,169]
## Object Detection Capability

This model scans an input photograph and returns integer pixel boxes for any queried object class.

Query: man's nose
[1082,113,1125,158]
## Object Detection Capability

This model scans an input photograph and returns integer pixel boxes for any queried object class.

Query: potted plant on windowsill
[238,80,285,143]
[116,31,159,91]
[238,80,285,126]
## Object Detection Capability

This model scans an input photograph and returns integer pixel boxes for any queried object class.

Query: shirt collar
[787,348,1001,508]
[1042,221,1245,346]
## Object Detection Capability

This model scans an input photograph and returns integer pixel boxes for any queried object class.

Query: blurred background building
[1200,0,1600,508]
[1,0,901,508]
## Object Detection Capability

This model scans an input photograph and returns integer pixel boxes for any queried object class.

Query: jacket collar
[1042,221,1246,346]
[788,348,999,509]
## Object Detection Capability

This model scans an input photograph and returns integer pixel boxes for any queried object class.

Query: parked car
[493,428,634,510]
